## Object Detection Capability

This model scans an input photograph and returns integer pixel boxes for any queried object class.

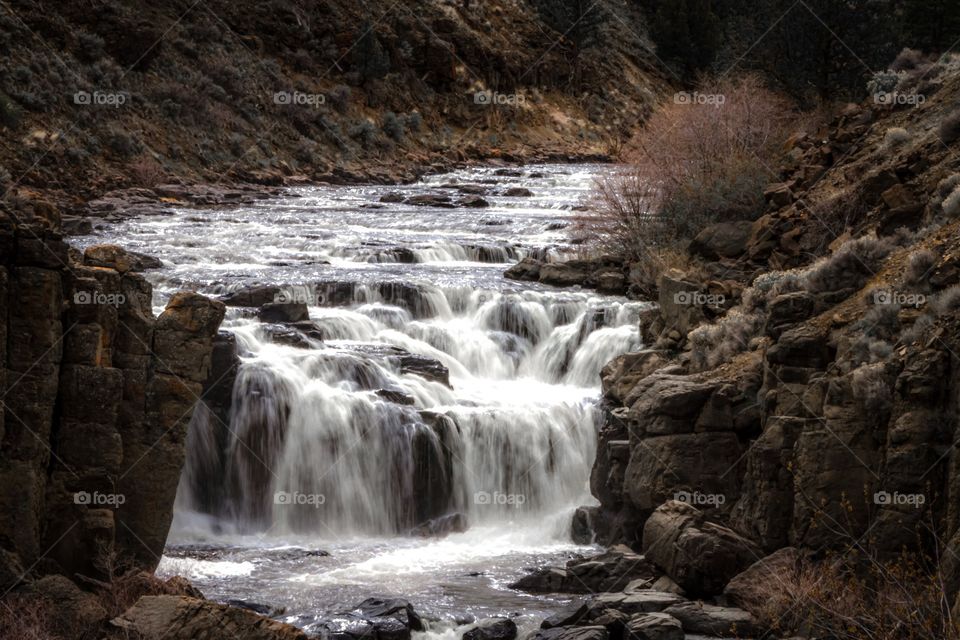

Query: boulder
[534,625,608,640]
[408,512,468,537]
[625,612,684,640]
[661,602,760,637]
[221,284,282,307]
[587,590,686,616]
[688,221,754,260]
[511,546,657,594]
[460,196,491,208]
[113,595,307,639]
[463,617,518,640]
[541,602,590,629]
[84,244,162,272]
[504,187,534,197]
[505,257,542,281]
[539,263,591,287]
[764,291,816,338]
[723,547,800,610]
[259,301,310,323]
[642,501,762,596]
[405,194,454,208]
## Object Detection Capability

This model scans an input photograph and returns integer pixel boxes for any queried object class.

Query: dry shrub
[579,74,795,284]
[0,593,62,640]
[941,108,960,145]
[130,155,166,187]
[688,309,764,371]
[745,551,958,640]
[904,248,938,288]
[883,127,912,149]
[803,235,895,295]
[99,570,202,617]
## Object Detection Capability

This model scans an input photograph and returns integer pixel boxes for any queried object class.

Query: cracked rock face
[0,208,224,588]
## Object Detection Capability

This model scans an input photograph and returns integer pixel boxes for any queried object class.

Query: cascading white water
[76,163,650,626]
[177,287,645,537]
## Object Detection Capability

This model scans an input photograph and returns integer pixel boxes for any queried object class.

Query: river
[76,163,647,637]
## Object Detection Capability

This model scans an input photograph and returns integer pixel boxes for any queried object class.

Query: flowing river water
[77,164,648,637]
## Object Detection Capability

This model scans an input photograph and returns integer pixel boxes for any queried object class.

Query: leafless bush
[130,155,165,187]
[890,48,927,72]
[744,550,958,640]
[580,74,795,285]
[0,593,62,639]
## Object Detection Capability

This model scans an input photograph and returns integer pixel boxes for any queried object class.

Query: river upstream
[77,164,647,638]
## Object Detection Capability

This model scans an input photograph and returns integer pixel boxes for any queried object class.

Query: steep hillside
[0,0,666,209]
[584,58,960,632]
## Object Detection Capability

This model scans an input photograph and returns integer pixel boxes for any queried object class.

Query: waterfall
[175,286,647,537]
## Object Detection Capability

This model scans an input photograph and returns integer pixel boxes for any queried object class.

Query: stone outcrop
[113,595,308,639]
[0,204,224,590]
[642,502,761,597]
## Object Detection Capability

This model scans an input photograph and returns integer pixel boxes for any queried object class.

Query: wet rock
[571,506,596,544]
[511,546,656,593]
[625,612,684,640]
[221,284,282,307]
[113,595,307,639]
[409,512,468,537]
[394,352,451,386]
[495,169,524,177]
[463,617,518,640]
[316,596,426,640]
[405,194,455,208]
[380,192,406,203]
[642,501,762,597]
[460,195,491,208]
[661,602,760,637]
[504,187,534,197]
[259,301,310,323]
[376,389,416,405]
[505,257,542,281]
[539,262,591,287]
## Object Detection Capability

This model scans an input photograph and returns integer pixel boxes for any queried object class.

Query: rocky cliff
[586,64,960,614]
[0,193,224,592]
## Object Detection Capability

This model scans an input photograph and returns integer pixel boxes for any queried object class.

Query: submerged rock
[463,617,518,640]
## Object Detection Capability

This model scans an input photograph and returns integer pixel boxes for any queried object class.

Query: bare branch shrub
[744,549,958,640]
[577,74,795,286]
